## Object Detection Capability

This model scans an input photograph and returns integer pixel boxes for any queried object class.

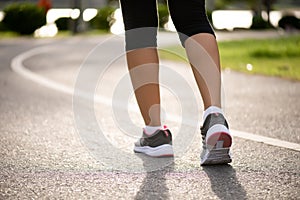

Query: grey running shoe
[134,128,174,157]
[200,113,232,165]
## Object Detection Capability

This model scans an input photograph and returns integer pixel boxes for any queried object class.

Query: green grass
[159,35,300,80]
[0,31,21,38]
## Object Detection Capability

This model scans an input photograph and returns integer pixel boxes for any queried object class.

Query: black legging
[120,0,215,50]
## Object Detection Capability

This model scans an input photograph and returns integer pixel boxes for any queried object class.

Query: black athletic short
[120,0,215,50]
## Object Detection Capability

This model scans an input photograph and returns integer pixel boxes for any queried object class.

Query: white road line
[11,46,73,95]
[11,46,300,152]
[231,130,300,151]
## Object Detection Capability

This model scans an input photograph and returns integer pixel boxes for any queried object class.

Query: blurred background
[0,0,299,37]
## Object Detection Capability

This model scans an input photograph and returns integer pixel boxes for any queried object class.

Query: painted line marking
[11,46,300,152]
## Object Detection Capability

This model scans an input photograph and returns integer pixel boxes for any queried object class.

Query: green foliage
[89,6,116,32]
[158,4,169,28]
[206,10,213,24]
[0,22,8,31]
[214,0,228,9]
[250,15,271,29]
[278,16,300,30]
[2,3,46,35]
[55,17,71,31]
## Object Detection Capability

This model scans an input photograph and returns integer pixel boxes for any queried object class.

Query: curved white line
[11,46,300,152]
[11,46,73,95]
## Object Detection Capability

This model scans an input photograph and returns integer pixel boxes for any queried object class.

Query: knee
[125,27,158,51]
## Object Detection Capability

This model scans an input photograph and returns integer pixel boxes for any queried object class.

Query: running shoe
[134,128,174,157]
[200,113,232,165]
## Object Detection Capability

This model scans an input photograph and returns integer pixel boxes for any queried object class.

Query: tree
[262,0,276,24]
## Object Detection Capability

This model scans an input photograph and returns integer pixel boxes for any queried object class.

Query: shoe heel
[207,132,232,149]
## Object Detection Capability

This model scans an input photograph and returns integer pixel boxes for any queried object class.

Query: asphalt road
[0,31,299,199]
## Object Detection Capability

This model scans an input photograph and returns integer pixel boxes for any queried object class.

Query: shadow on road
[203,165,247,200]
[134,154,174,200]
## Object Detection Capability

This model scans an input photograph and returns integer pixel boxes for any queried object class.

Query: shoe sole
[134,144,174,157]
[201,147,232,165]
[201,130,232,166]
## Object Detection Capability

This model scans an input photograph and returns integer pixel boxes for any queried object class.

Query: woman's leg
[126,48,161,126]
[185,33,222,109]
[168,0,232,165]
[120,0,161,127]
[167,0,221,109]
[120,1,174,157]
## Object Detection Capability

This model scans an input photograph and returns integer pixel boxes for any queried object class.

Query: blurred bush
[250,15,271,29]
[278,16,300,30]
[158,4,169,29]
[206,10,213,24]
[2,3,46,35]
[0,22,8,31]
[55,17,71,31]
[89,6,116,32]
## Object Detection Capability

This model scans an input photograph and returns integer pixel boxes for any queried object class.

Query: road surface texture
[0,30,299,199]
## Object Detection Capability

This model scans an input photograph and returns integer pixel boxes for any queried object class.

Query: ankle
[203,106,224,122]
[144,125,163,135]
